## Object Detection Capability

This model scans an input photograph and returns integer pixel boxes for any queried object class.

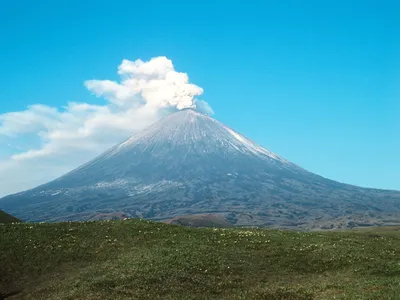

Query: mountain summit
[1,109,400,229]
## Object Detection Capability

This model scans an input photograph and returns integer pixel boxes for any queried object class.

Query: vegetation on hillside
[0,210,21,224]
[1,219,400,299]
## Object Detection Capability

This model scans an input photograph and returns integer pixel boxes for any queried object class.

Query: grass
[0,210,21,224]
[2,220,400,299]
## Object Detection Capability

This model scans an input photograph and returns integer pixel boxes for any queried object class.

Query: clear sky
[0,0,399,196]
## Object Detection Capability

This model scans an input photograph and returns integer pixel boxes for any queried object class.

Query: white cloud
[0,104,59,137]
[0,56,212,197]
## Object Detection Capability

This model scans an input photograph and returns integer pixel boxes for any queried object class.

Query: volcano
[1,109,400,229]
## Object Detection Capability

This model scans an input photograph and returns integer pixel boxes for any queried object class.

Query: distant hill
[2,219,400,299]
[0,210,21,224]
[164,213,234,228]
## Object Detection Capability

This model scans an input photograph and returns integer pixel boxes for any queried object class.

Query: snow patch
[127,180,183,196]
[223,126,287,163]
[95,179,131,188]
[226,127,247,144]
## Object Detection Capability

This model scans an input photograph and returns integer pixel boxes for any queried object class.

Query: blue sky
[0,0,399,195]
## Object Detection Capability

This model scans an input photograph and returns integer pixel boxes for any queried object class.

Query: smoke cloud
[85,56,204,110]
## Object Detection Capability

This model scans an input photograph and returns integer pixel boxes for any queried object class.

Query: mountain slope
[1,109,400,229]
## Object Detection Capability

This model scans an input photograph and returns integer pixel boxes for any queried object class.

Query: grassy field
[2,220,400,299]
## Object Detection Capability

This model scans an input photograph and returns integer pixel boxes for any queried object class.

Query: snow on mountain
[1,109,400,229]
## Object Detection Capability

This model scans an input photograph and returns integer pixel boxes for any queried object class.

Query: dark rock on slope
[0,210,21,224]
